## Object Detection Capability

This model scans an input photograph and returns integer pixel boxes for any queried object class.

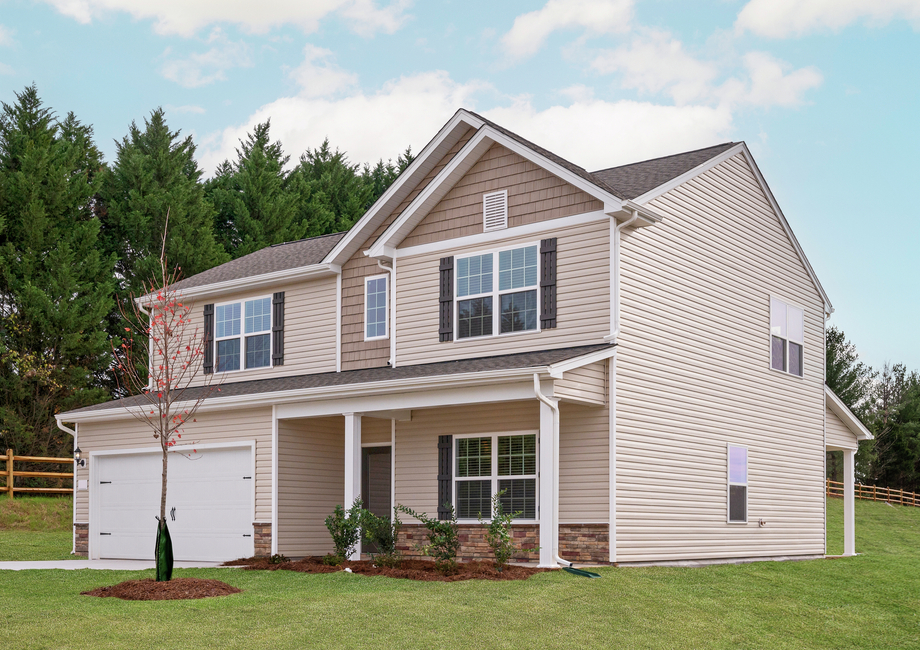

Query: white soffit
[826,385,873,441]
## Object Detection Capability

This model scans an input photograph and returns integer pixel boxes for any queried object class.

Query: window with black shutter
[202,304,214,374]
[272,292,285,366]
[437,435,453,520]
[540,237,557,329]
[439,257,453,342]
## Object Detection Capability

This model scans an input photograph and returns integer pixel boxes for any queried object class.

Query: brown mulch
[223,556,548,582]
[81,578,242,601]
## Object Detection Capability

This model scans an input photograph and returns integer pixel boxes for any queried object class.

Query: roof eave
[826,385,873,441]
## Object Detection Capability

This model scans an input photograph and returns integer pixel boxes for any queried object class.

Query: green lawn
[1,498,918,649]
[0,496,75,561]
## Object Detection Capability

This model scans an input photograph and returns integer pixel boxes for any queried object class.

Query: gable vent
[483,190,508,232]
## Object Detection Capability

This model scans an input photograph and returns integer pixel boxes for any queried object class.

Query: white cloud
[166,104,206,114]
[592,29,718,104]
[289,45,358,98]
[501,0,633,61]
[0,24,13,47]
[736,0,920,38]
[0,62,13,76]
[39,0,409,38]
[725,52,823,107]
[160,29,251,88]
[198,70,489,174]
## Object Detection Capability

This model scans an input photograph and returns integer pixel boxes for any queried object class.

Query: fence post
[5,449,13,500]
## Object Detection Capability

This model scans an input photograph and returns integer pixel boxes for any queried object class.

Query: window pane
[457,480,492,519]
[498,435,536,476]
[216,338,240,372]
[244,298,271,334]
[729,485,747,522]
[771,336,786,371]
[787,305,804,343]
[215,303,241,338]
[789,342,803,377]
[246,333,271,368]
[728,446,747,484]
[458,297,493,339]
[457,254,492,297]
[498,246,538,291]
[366,276,387,338]
[456,437,491,477]
[500,290,537,333]
[498,479,536,519]
[770,298,786,338]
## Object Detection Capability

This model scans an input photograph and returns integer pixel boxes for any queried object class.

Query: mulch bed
[81,578,242,601]
[223,556,548,582]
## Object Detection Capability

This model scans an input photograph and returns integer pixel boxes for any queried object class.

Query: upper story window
[455,433,537,521]
[770,297,804,377]
[365,275,388,341]
[215,297,272,372]
[456,244,539,340]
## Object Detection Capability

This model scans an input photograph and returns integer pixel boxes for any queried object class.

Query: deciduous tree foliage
[0,85,115,457]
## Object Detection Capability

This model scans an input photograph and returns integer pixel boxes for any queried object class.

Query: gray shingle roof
[591,142,738,201]
[169,232,346,292]
[64,344,612,415]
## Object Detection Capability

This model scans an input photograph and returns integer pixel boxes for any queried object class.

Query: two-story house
[58,109,871,567]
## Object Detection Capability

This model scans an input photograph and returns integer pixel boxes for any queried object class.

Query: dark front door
[362,446,392,553]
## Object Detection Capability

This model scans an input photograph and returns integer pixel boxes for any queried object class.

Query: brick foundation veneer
[253,522,272,557]
[74,523,88,557]
[396,523,609,564]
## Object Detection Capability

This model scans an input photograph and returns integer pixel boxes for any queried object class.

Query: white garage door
[95,446,254,561]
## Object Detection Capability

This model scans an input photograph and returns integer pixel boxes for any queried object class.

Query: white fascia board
[368,123,625,257]
[826,385,873,441]
[62,365,554,423]
[136,264,340,305]
[547,344,617,378]
[324,111,484,268]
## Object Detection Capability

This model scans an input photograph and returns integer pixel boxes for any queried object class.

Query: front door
[361,446,392,553]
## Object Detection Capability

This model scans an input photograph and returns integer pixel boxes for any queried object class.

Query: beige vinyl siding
[555,362,607,406]
[177,275,337,387]
[361,417,392,444]
[559,401,609,522]
[615,153,827,562]
[277,417,344,556]
[74,408,272,523]
[396,218,610,365]
[826,406,859,449]
[401,143,604,248]
[341,128,475,371]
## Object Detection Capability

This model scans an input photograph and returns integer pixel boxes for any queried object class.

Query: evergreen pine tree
[0,85,115,457]
[826,325,874,418]
[295,138,373,233]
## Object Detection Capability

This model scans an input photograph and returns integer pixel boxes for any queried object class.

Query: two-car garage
[91,444,254,562]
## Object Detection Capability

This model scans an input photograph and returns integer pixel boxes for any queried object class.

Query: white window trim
[727,443,748,524]
[453,431,539,523]
[213,295,274,374]
[769,294,805,379]
[482,189,508,232]
[364,274,389,342]
[453,241,542,342]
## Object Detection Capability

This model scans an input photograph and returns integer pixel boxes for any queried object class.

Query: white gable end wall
[615,153,827,562]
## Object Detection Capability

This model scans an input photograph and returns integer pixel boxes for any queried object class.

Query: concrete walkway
[0,559,228,571]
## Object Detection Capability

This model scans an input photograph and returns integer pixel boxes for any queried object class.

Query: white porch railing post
[538,400,556,568]
[344,412,362,560]
[843,448,856,556]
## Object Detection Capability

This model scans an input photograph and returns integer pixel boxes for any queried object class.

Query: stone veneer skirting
[396,523,609,564]
[74,523,88,557]
[254,522,272,557]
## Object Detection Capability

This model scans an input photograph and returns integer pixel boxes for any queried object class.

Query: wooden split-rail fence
[826,478,920,507]
[1,449,74,498]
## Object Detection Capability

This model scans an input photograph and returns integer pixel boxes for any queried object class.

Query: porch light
[74,447,86,468]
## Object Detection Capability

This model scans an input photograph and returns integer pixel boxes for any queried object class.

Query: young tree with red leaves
[112,220,217,581]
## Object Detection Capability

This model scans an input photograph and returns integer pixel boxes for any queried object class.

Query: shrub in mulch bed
[223,556,548,582]
[81,578,242,601]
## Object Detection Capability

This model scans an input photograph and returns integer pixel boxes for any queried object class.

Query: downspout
[377,259,395,367]
[607,209,639,344]
[533,373,572,567]
[55,417,77,555]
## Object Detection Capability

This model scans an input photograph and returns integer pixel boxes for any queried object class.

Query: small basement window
[770,297,804,377]
[727,445,748,523]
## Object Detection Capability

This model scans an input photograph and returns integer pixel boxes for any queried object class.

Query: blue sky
[1,0,917,372]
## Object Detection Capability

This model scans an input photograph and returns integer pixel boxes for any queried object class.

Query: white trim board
[826,385,873,441]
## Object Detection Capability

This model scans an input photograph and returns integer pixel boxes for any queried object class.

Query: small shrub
[269,553,290,564]
[396,503,460,574]
[362,507,402,567]
[322,553,344,566]
[480,491,521,571]
[325,497,364,562]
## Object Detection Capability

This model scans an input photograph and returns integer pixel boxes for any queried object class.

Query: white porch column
[538,399,557,568]
[344,412,362,560]
[843,448,856,556]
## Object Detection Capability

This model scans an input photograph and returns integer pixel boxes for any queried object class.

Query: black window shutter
[540,238,557,329]
[439,257,454,342]
[272,292,285,366]
[202,304,214,374]
[437,435,453,520]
